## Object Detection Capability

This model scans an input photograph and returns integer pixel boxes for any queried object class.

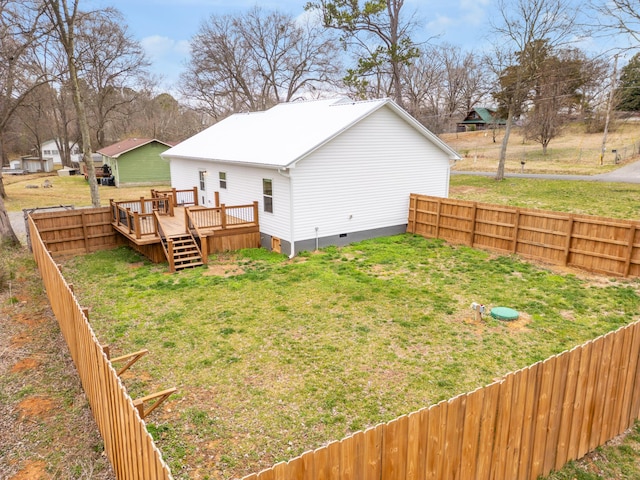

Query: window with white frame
[219,172,227,189]
[199,170,207,191]
[263,178,273,213]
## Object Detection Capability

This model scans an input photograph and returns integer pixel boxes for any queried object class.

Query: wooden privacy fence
[30,207,121,257]
[244,320,640,480]
[28,216,173,480]
[408,194,640,278]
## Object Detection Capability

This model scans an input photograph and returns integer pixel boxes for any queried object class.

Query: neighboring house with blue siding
[97,138,174,187]
[162,98,460,257]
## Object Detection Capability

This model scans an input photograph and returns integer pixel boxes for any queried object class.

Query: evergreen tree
[617,53,640,112]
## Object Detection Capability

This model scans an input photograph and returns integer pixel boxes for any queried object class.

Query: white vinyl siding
[290,106,450,242]
[169,157,291,240]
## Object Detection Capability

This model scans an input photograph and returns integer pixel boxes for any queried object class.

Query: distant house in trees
[40,139,83,165]
[97,138,174,187]
[456,108,506,132]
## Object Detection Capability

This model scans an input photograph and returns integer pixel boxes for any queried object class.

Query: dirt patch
[203,264,245,277]
[9,460,49,480]
[11,357,40,373]
[10,333,32,349]
[13,313,43,328]
[128,262,145,269]
[18,397,56,419]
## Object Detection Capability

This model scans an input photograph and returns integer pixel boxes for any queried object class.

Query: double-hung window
[263,179,273,213]
[219,172,227,189]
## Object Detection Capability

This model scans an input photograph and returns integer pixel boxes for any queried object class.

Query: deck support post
[253,201,259,225]
[221,204,227,229]
[134,212,141,239]
[167,239,175,273]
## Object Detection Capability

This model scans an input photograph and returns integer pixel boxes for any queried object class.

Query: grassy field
[62,235,640,479]
[3,171,169,211]
[449,176,640,219]
[443,122,640,175]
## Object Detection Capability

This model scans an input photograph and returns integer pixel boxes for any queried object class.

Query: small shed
[163,98,460,257]
[21,156,54,173]
[97,138,174,187]
[456,108,506,132]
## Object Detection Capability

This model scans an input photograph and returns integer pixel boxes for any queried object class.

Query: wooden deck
[109,194,261,268]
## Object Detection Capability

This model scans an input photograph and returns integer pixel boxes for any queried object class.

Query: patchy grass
[63,236,640,479]
[0,245,114,479]
[443,122,640,175]
[450,176,640,219]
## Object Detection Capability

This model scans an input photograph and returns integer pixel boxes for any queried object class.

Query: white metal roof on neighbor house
[162,97,461,168]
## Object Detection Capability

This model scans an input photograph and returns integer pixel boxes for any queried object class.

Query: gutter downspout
[277,167,296,258]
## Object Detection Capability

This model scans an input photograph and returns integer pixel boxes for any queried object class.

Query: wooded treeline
[3,0,640,166]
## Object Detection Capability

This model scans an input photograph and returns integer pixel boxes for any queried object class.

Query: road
[452,159,640,183]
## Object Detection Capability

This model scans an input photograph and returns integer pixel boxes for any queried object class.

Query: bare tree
[181,7,340,119]
[0,0,50,245]
[75,9,150,148]
[489,0,579,180]
[306,0,419,105]
[592,0,640,45]
[43,0,100,207]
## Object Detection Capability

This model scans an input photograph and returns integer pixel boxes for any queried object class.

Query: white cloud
[141,35,189,61]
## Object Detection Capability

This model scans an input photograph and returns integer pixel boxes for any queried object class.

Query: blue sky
[94,0,495,91]
[94,0,630,93]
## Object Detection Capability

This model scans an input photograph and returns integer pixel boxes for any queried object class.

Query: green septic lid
[490,307,519,321]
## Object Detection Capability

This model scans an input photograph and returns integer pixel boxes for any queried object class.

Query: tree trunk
[68,58,100,207]
[0,182,19,246]
[496,106,514,181]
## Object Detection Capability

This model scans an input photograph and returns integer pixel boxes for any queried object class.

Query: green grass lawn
[449,176,640,219]
[63,235,640,479]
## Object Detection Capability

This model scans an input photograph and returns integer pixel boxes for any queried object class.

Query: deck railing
[110,196,172,240]
[151,187,198,207]
[185,202,259,232]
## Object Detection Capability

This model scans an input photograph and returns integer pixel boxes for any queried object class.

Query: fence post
[624,225,637,277]
[408,194,416,234]
[172,188,178,207]
[192,186,198,206]
[435,199,442,238]
[221,204,227,229]
[81,210,89,254]
[109,199,116,224]
[215,191,220,208]
[512,209,521,253]
[184,207,190,234]
[469,202,477,246]
[563,216,575,266]
[140,197,146,214]
[253,201,259,226]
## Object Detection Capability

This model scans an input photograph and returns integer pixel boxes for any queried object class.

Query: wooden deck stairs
[162,233,203,272]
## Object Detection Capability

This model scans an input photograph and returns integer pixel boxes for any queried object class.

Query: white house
[161,98,460,256]
[40,139,82,165]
